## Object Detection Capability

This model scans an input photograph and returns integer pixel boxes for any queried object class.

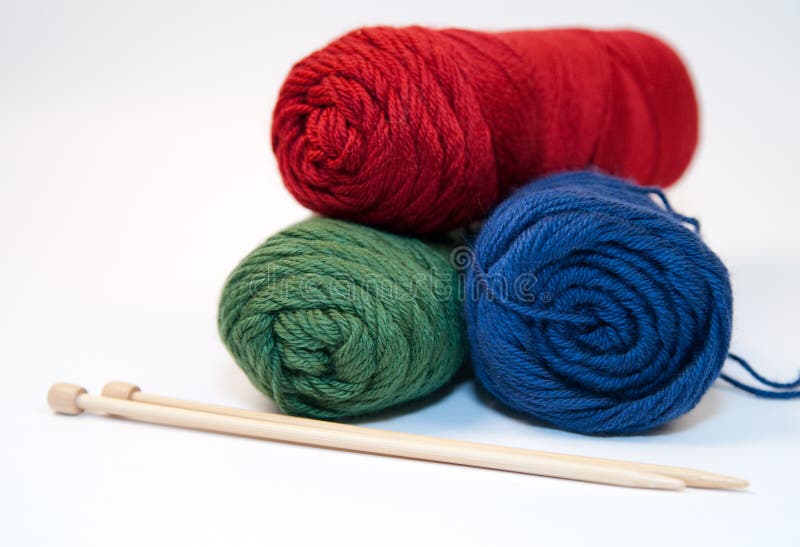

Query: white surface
[2,1,799,545]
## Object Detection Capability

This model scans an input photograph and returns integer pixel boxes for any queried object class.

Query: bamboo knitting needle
[101,382,748,491]
[49,383,683,491]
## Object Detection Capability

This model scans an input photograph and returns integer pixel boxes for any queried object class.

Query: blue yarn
[466,171,800,434]
[465,171,736,435]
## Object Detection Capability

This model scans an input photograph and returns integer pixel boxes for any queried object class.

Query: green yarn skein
[218,217,465,419]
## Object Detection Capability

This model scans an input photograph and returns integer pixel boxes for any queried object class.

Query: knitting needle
[101,382,748,490]
[48,383,683,491]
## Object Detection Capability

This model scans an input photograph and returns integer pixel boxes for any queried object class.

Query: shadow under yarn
[344,365,474,425]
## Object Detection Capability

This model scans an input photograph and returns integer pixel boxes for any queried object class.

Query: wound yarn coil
[218,217,465,419]
[465,171,731,435]
[272,26,698,235]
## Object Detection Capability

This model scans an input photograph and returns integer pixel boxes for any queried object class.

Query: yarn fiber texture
[272,26,698,235]
[465,172,732,435]
[218,217,465,419]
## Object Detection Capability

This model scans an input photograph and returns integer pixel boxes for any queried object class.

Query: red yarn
[272,27,699,235]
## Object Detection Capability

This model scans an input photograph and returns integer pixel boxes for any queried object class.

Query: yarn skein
[272,26,698,235]
[218,217,465,419]
[465,172,730,435]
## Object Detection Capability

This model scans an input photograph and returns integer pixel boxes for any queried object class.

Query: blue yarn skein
[465,171,732,435]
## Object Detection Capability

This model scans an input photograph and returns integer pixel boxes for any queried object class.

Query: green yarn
[218,217,465,419]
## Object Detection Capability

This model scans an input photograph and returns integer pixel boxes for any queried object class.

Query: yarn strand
[719,353,800,399]
[635,185,701,233]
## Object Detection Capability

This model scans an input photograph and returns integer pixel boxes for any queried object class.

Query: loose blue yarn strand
[720,353,800,399]
[634,185,702,233]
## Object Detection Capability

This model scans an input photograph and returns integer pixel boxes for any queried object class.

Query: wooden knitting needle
[101,382,748,491]
[49,383,683,491]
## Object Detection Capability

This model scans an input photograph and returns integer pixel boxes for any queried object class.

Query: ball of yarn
[218,217,465,419]
[465,172,732,435]
[272,26,698,235]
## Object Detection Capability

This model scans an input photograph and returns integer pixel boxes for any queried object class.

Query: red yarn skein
[272,27,699,234]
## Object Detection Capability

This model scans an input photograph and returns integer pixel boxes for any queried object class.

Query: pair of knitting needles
[48,382,748,491]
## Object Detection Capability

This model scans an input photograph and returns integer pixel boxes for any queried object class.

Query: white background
[2,1,799,545]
